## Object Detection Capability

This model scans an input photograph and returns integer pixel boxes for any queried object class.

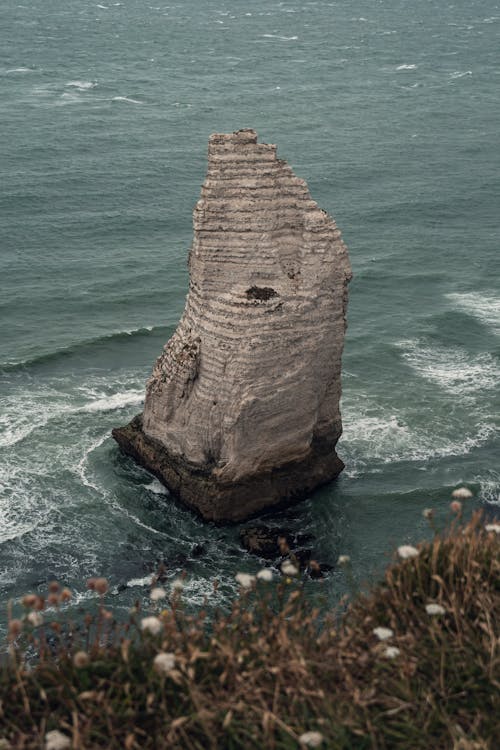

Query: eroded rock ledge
[113,129,351,523]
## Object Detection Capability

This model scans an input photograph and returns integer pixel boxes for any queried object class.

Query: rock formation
[112,129,351,522]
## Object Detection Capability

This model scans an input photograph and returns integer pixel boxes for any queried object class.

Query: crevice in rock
[245,286,278,301]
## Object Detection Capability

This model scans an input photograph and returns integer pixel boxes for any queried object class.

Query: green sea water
[1,0,499,628]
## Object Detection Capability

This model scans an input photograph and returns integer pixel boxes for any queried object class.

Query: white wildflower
[384,646,400,659]
[425,603,446,616]
[299,731,324,747]
[153,651,176,675]
[485,523,500,534]
[422,508,433,519]
[235,572,255,589]
[150,586,166,601]
[73,650,90,668]
[337,555,351,565]
[45,730,71,750]
[140,616,162,635]
[281,560,299,576]
[256,568,273,582]
[397,545,419,559]
[452,486,473,500]
[27,611,43,627]
[373,626,394,641]
[171,577,185,592]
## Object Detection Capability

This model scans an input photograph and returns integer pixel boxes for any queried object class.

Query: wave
[397,339,499,395]
[5,67,34,74]
[396,64,417,70]
[0,325,163,373]
[446,292,500,335]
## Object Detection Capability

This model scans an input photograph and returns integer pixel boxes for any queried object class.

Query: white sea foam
[143,479,169,495]
[341,399,495,473]
[6,67,33,74]
[106,494,167,536]
[127,575,153,588]
[0,461,53,544]
[170,577,226,608]
[0,391,143,448]
[59,92,83,104]
[0,370,144,448]
[262,34,298,41]
[397,340,499,395]
[75,432,110,490]
[396,63,417,70]
[446,292,500,335]
[112,96,143,104]
[79,390,143,414]
[449,70,472,79]
[66,80,97,90]
[478,473,500,505]
[0,398,73,448]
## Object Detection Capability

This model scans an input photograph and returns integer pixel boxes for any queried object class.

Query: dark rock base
[112,415,344,523]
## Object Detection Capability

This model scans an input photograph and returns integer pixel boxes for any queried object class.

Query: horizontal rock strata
[113,129,351,522]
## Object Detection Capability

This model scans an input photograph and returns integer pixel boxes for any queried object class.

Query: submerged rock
[239,525,313,559]
[113,129,351,522]
[239,524,333,578]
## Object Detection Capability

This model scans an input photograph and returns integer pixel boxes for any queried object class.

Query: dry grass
[0,512,498,749]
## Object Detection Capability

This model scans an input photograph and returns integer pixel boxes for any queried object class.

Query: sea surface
[1,0,499,631]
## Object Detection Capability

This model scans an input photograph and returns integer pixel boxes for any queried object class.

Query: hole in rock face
[245,286,278,301]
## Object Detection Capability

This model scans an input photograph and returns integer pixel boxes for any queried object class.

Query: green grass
[0,512,498,749]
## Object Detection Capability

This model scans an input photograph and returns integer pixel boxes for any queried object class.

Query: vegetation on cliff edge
[0,510,498,749]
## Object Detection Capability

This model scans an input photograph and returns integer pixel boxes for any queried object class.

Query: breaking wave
[79,390,143,414]
[0,381,144,449]
[0,325,163,373]
[397,339,499,395]
[341,400,496,473]
[446,291,500,335]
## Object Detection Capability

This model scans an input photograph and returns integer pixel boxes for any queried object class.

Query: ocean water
[1,0,499,629]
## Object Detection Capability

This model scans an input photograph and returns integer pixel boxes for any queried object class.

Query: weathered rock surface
[113,129,351,522]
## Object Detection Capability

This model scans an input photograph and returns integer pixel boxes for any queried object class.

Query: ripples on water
[0,0,499,632]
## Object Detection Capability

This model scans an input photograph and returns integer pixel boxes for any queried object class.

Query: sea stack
[112,129,352,522]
